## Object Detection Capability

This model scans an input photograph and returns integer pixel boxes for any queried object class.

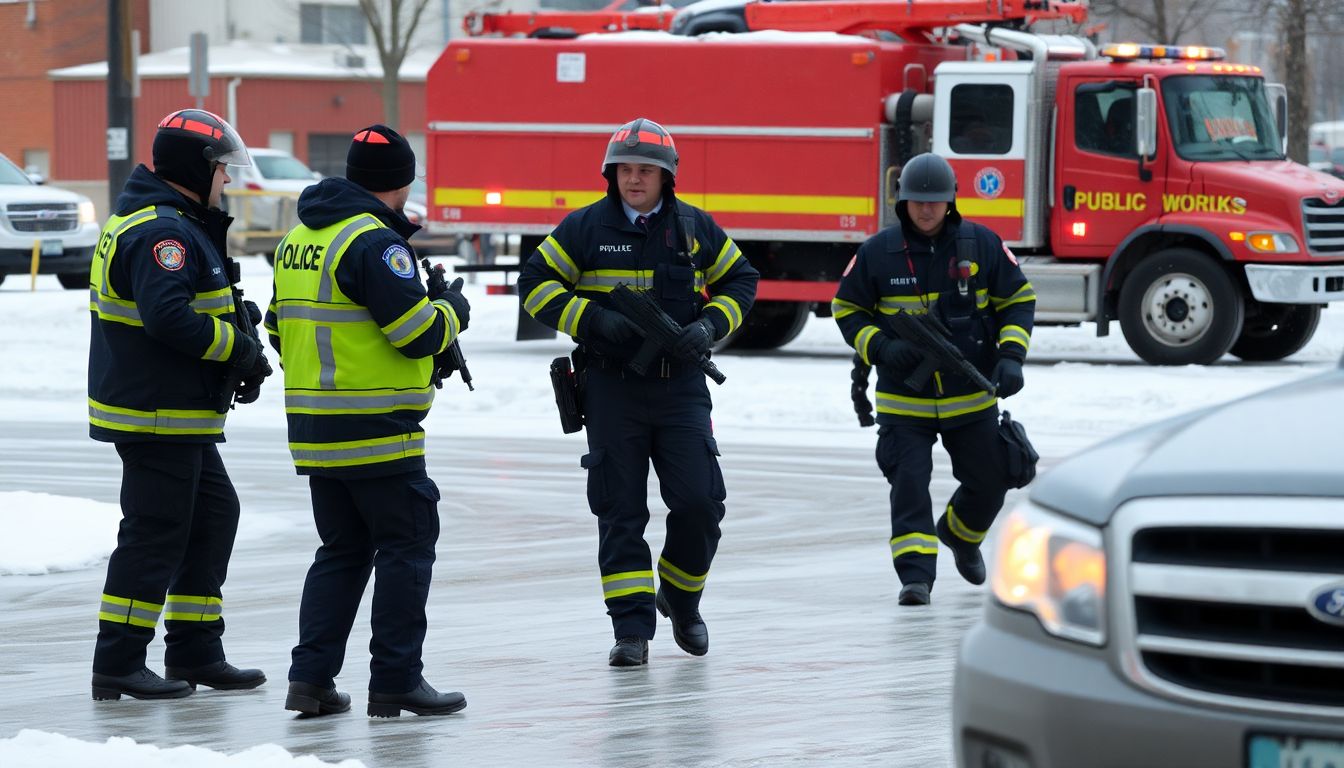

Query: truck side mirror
[1135,87,1158,159]
[1266,82,1288,155]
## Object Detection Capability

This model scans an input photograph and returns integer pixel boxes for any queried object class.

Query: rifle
[887,310,997,395]
[609,282,726,385]
[216,256,262,413]
[421,259,474,391]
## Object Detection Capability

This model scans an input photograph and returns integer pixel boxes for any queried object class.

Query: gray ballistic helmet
[601,118,678,179]
[896,152,957,203]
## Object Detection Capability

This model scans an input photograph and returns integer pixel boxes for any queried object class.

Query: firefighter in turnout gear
[517,118,759,666]
[832,153,1036,606]
[266,125,470,718]
[87,109,270,701]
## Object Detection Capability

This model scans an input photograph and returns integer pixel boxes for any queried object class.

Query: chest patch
[152,239,186,271]
[382,244,416,278]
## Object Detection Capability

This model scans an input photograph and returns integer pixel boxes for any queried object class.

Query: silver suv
[954,354,1344,767]
[0,153,99,289]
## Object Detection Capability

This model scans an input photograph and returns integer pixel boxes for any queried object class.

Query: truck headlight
[77,200,96,224]
[991,501,1106,646]
[1244,231,1299,253]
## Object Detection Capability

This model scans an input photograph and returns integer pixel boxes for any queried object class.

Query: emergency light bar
[1102,43,1226,61]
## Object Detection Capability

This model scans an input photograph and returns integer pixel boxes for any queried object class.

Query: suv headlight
[991,501,1106,646]
[78,200,96,224]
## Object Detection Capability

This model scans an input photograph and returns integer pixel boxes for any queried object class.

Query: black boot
[92,667,193,701]
[165,660,266,690]
[655,589,708,656]
[368,678,466,718]
[936,514,987,585]
[898,582,931,606]
[285,681,351,717]
[608,636,649,667]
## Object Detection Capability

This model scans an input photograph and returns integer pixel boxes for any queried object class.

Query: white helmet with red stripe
[601,118,678,178]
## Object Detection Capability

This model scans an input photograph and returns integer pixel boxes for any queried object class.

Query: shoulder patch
[842,254,857,277]
[1002,243,1019,266]
[382,244,416,278]
[153,239,186,271]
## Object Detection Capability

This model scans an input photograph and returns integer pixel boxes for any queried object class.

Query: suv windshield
[1161,75,1283,162]
[255,154,317,181]
[0,155,33,185]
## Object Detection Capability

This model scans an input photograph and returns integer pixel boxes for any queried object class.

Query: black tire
[57,272,86,290]
[1229,302,1320,362]
[1118,248,1243,365]
[727,301,810,350]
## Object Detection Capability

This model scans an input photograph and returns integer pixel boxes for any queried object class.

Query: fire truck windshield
[1161,75,1284,162]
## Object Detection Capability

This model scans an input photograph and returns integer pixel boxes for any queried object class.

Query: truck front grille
[1303,197,1344,255]
[1115,499,1344,718]
[6,202,78,233]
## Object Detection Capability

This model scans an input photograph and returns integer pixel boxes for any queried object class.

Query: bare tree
[359,0,434,129]
[1089,0,1229,44]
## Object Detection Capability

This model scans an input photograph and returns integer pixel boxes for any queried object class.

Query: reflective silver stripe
[706,241,742,284]
[203,321,234,362]
[558,296,589,337]
[88,404,226,431]
[602,575,655,597]
[657,559,707,592]
[879,296,930,313]
[938,391,998,418]
[432,299,460,342]
[290,435,426,464]
[189,294,234,314]
[163,598,223,621]
[316,325,336,389]
[317,215,381,302]
[285,391,435,410]
[101,208,157,290]
[947,507,987,544]
[428,121,874,139]
[1000,326,1031,348]
[891,533,939,558]
[538,237,579,284]
[89,289,143,323]
[98,599,161,625]
[523,280,567,315]
[276,304,373,323]
[875,393,939,417]
[384,302,437,346]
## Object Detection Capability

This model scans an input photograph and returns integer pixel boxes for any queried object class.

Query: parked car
[952,355,1344,767]
[227,148,320,257]
[0,153,99,289]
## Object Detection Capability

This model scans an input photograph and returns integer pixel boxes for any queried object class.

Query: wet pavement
[0,420,1023,767]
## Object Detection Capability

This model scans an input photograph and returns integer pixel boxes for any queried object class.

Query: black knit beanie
[346,124,416,192]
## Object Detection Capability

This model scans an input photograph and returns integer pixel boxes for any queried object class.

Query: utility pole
[106,0,134,205]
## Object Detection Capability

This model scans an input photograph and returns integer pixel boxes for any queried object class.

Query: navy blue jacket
[517,190,759,362]
[88,165,241,443]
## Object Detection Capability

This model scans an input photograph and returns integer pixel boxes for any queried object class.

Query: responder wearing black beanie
[346,125,416,192]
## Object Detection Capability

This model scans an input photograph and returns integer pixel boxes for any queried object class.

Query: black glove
[589,308,640,344]
[435,276,471,331]
[228,332,259,370]
[875,336,922,372]
[672,316,716,360]
[234,352,273,405]
[992,358,1024,398]
[242,299,262,328]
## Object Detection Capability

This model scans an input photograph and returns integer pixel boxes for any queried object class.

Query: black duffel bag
[999,410,1039,488]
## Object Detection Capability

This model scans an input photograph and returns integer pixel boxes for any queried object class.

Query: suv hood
[1195,160,1344,202]
[1031,365,1344,526]
[0,184,88,205]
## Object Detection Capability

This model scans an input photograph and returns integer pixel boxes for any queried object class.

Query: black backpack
[999,410,1039,488]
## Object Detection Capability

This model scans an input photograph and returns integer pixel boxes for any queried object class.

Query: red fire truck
[426,0,1344,364]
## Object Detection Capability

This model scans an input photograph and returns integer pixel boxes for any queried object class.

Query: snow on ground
[1,730,364,768]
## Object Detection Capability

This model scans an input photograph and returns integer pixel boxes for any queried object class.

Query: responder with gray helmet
[517,118,758,666]
[832,152,1037,606]
[88,108,270,701]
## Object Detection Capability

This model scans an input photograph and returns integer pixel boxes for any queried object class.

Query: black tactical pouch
[550,356,584,434]
[999,410,1039,488]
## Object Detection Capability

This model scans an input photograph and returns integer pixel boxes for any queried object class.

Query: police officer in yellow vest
[266,125,470,718]
[87,109,272,701]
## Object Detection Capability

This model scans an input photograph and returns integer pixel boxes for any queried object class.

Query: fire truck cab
[426,1,1344,364]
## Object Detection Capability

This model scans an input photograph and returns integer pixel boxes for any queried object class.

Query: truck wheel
[728,301,809,350]
[57,272,87,290]
[1229,302,1320,362]
[1118,248,1243,365]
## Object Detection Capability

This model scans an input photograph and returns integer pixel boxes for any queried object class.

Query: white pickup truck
[0,154,99,289]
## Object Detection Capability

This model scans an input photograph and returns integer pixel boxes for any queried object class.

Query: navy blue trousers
[875,416,1009,587]
[288,469,440,695]
[94,441,239,676]
[580,364,726,640]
